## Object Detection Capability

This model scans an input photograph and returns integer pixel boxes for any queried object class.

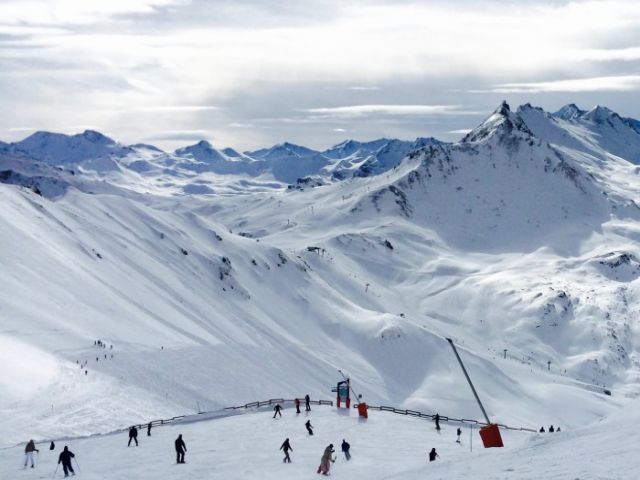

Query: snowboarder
[456,427,462,443]
[147,422,152,436]
[539,427,545,433]
[429,447,439,462]
[305,394,311,411]
[273,403,282,418]
[305,420,314,436]
[341,439,351,460]
[175,434,187,464]
[58,446,75,477]
[434,413,441,431]
[295,398,301,414]
[128,426,139,446]
[317,444,335,475]
[24,439,39,468]
[549,425,555,432]
[280,438,293,463]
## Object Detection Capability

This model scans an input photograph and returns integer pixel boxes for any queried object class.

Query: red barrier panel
[357,403,368,418]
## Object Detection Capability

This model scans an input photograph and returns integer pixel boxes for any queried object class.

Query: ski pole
[74,457,82,473]
[52,463,59,479]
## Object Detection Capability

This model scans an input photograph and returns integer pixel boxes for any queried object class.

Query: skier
[128,426,139,446]
[273,403,282,418]
[280,438,293,463]
[305,420,314,436]
[58,446,75,477]
[295,398,301,414]
[429,447,439,462]
[317,444,335,475]
[305,394,311,411]
[539,427,545,433]
[434,413,441,431]
[24,439,39,468]
[147,422,152,436]
[456,427,462,443]
[557,426,561,432]
[50,441,55,451]
[175,434,187,464]
[341,439,351,460]
[549,425,555,433]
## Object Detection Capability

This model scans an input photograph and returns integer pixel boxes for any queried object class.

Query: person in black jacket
[434,413,441,431]
[128,426,138,446]
[305,420,314,435]
[341,439,351,460]
[175,434,187,464]
[456,427,462,443]
[273,403,282,418]
[428,447,439,462]
[58,446,75,477]
[147,423,152,436]
[305,394,311,412]
[280,438,293,463]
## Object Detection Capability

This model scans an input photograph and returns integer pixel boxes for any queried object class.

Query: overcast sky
[1,0,639,151]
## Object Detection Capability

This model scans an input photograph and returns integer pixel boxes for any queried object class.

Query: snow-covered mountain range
[1,101,640,460]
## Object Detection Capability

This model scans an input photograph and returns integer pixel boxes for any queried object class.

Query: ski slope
[1,402,638,480]
[1,101,640,478]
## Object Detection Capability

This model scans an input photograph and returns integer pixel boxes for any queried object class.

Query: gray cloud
[0,0,639,150]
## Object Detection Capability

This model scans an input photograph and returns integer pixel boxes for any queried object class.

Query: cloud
[305,104,470,118]
[125,105,219,113]
[448,128,472,134]
[0,0,187,26]
[571,47,640,62]
[488,75,640,93]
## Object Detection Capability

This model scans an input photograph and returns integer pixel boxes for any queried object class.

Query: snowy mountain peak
[553,103,586,121]
[462,100,534,143]
[582,105,618,123]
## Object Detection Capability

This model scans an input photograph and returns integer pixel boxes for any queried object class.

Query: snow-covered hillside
[1,101,640,480]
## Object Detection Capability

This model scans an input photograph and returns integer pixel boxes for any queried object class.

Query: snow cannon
[446,338,504,448]
[479,424,504,448]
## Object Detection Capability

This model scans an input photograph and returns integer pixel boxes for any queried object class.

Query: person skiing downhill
[429,448,439,462]
[305,394,311,412]
[456,427,462,444]
[147,422,152,436]
[128,426,139,446]
[24,439,39,468]
[434,413,441,431]
[305,420,314,436]
[341,439,351,460]
[295,398,301,414]
[175,434,187,464]
[317,444,335,475]
[273,403,282,418]
[280,438,293,463]
[58,446,75,477]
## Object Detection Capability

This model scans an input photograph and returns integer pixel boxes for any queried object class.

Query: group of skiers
[21,427,187,477]
[272,396,354,475]
[22,440,77,477]
[539,425,560,433]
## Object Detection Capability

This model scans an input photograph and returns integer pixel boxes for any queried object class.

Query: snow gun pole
[338,369,362,404]
[446,338,491,425]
